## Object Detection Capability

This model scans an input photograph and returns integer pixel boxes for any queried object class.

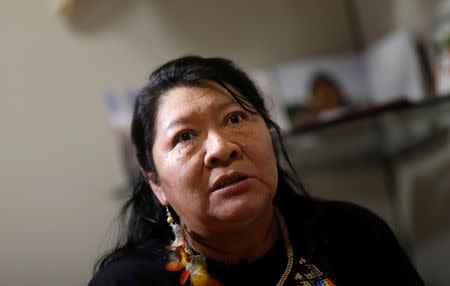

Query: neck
[182,205,280,264]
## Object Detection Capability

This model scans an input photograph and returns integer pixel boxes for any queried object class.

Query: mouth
[212,173,249,191]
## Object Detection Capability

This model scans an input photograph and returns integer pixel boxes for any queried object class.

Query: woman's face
[147,81,278,232]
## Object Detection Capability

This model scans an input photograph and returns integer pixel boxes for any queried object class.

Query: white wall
[0,1,438,285]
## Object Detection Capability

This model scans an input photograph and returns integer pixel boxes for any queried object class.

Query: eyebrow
[166,117,193,131]
[165,100,238,131]
[215,100,236,111]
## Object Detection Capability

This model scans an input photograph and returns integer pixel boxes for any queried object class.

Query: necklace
[165,207,294,286]
[275,207,294,286]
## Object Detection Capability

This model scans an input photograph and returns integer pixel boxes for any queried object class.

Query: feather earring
[165,206,185,271]
[166,206,183,247]
[164,206,221,286]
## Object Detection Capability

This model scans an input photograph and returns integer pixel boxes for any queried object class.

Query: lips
[212,173,249,191]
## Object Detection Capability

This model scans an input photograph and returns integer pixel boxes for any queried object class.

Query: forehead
[161,81,241,112]
[155,82,239,129]
[162,82,232,108]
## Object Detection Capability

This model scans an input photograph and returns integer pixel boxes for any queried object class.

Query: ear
[141,170,168,206]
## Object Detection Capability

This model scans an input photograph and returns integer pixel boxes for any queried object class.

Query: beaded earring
[165,206,183,247]
[166,206,175,224]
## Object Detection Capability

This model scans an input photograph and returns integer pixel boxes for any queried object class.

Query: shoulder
[311,199,386,228]
[282,196,385,230]
[283,198,424,284]
[88,240,176,286]
[282,196,401,254]
[302,199,395,244]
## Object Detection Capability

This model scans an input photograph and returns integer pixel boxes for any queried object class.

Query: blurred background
[1,0,449,285]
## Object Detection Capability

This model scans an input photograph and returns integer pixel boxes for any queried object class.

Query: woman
[309,72,347,114]
[89,56,424,286]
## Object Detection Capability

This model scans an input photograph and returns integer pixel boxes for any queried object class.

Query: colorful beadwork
[290,257,336,286]
[164,232,221,286]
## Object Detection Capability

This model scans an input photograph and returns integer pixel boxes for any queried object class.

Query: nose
[204,130,240,168]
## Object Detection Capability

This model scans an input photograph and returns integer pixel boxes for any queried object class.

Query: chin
[211,196,273,223]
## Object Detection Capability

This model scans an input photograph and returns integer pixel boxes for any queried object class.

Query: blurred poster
[366,30,426,104]
[433,0,450,95]
[273,30,426,128]
[104,88,141,197]
[250,69,291,130]
[276,54,369,127]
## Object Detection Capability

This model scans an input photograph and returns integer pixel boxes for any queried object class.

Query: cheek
[257,129,276,159]
[175,142,196,161]
[159,154,202,197]
[243,127,277,171]
[258,131,278,181]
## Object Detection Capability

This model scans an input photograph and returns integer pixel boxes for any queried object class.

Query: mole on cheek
[176,142,193,161]
[176,150,182,161]
[176,149,187,162]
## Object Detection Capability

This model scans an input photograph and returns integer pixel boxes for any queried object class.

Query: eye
[226,112,245,125]
[175,130,195,143]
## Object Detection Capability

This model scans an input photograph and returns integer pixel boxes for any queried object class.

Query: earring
[166,206,183,247]
[166,206,175,225]
[163,206,221,286]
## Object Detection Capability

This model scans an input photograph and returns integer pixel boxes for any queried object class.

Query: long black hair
[93,56,309,273]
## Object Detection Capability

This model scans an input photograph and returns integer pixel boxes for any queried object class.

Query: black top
[88,198,425,286]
